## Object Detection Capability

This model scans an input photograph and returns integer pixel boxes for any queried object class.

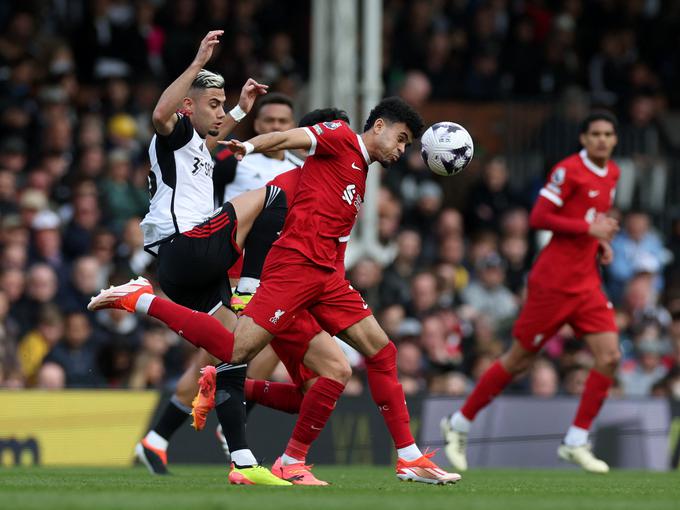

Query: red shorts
[270,310,321,388]
[512,282,617,352]
[244,246,372,337]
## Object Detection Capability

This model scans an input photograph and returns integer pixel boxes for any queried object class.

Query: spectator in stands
[59,255,103,314]
[17,303,64,386]
[529,358,559,398]
[41,311,104,388]
[380,229,423,307]
[10,263,58,337]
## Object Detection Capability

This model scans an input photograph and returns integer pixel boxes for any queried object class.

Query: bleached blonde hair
[191,69,225,90]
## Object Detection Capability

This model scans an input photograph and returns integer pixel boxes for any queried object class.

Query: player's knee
[598,349,621,374]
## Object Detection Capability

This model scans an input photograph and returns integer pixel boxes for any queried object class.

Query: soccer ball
[420,122,474,176]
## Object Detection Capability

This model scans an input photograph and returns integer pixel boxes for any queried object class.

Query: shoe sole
[135,443,168,475]
[397,473,460,485]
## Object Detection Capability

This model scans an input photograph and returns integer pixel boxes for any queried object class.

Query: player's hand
[588,214,619,241]
[218,139,247,160]
[598,240,614,265]
[193,30,223,67]
[238,78,269,113]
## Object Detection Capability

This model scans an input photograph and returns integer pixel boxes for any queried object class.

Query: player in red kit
[118,97,459,484]
[441,111,621,474]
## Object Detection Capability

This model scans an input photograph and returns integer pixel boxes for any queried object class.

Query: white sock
[397,443,423,461]
[144,430,168,451]
[281,453,304,466]
[451,411,471,433]
[236,277,259,294]
[231,449,258,467]
[135,293,155,314]
[564,425,589,447]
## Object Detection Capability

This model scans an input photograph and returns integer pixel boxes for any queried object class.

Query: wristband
[229,104,247,122]
[243,141,254,155]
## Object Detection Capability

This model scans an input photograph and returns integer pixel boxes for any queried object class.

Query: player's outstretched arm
[206,78,268,152]
[152,30,223,136]
[219,128,312,161]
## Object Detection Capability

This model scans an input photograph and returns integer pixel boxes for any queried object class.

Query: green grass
[0,465,678,510]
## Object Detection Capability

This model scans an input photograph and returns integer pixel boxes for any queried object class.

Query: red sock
[573,369,612,430]
[460,360,513,420]
[147,297,234,361]
[366,342,414,449]
[245,378,303,414]
[285,377,345,461]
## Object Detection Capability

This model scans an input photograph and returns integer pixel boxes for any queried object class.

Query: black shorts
[157,203,240,314]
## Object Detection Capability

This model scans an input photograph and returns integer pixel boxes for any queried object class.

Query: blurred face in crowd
[397,341,422,377]
[437,208,464,238]
[378,304,405,339]
[254,102,295,135]
[483,158,508,192]
[73,194,101,230]
[396,230,421,263]
[72,256,101,294]
[185,86,226,138]
[350,258,382,290]
[580,119,617,165]
[27,264,57,302]
[1,268,25,302]
[625,212,649,241]
[439,235,465,265]
[34,227,61,258]
[64,313,91,348]
[411,272,438,313]
[530,361,559,398]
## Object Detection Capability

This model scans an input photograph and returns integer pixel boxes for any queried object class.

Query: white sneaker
[440,416,468,471]
[215,424,231,462]
[557,443,609,473]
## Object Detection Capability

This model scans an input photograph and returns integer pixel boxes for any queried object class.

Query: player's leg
[442,283,572,470]
[558,291,619,473]
[338,315,460,484]
[441,340,535,471]
[311,274,460,484]
[270,330,349,485]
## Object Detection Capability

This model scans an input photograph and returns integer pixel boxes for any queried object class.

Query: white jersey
[141,113,216,254]
[223,150,303,202]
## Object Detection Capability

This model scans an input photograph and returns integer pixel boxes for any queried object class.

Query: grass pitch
[0,465,678,510]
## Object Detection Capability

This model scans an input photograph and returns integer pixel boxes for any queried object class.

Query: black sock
[215,363,250,462]
[240,185,287,282]
[245,400,256,416]
[153,397,190,441]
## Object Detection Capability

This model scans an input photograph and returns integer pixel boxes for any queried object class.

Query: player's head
[363,97,424,167]
[185,69,226,138]
[253,93,295,135]
[579,110,618,164]
[298,108,350,127]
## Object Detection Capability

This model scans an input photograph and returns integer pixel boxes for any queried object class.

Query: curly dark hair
[580,110,618,134]
[298,108,350,127]
[363,97,424,138]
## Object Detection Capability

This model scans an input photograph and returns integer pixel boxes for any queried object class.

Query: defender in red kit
[442,111,621,474]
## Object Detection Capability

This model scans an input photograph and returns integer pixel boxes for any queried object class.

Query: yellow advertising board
[0,391,159,466]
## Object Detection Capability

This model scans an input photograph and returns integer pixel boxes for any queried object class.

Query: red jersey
[273,120,370,270]
[529,149,620,293]
[268,166,348,276]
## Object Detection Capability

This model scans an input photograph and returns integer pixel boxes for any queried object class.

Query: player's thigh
[229,187,267,249]
[270,311,321,389]
[583,331,620,375]
[512,284,577,352]
[303,332,352,384]
[310,272,374,346]
[336,315,389,358]
[231,315,275,363]
[500,340,539,375]
[246,344,280,380]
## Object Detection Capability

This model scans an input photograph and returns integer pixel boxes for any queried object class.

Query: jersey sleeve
[158,112,194,151]
[538,164,576,208]
[302,120,352,157]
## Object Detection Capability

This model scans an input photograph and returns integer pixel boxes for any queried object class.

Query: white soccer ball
[420,122,474,176]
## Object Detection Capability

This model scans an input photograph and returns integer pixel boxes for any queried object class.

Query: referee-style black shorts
[157,202,240,314]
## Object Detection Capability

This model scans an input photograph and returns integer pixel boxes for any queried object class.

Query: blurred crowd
[0,0,679,401]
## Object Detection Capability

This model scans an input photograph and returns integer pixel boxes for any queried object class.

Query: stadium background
[0,0,679,469]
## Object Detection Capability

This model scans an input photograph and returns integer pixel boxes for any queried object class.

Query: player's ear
[182,97,194,114]
[373,118,384,134]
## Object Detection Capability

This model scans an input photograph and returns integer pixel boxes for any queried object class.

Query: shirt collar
[356,134,371,166]
[579,149,608,177]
